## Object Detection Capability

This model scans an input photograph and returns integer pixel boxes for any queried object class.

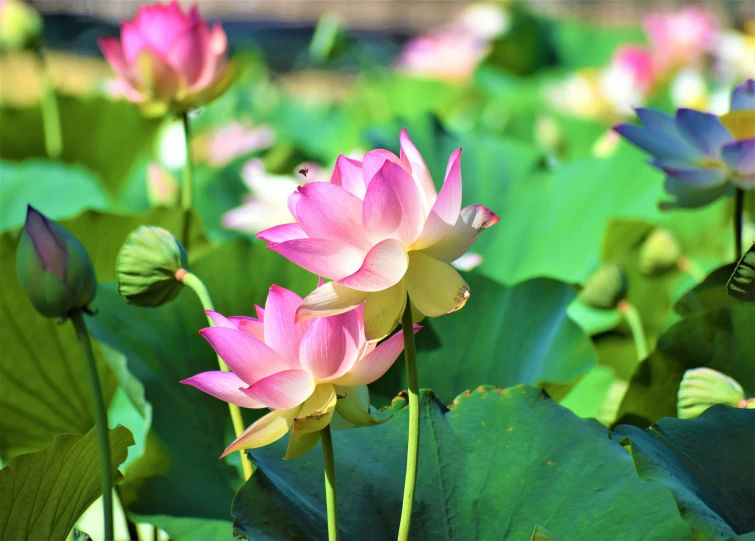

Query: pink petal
[331,155,366,199]
[290,183,372,251]
[121,21,147,62]
[167,18,209,84]
[420,204,499,263]
[331,325,420,387]
[98,37,132,80]
[255,305,265,320]
[299,311,361,381]
[199,327,289,385]
[263,286,308,368]
[220,407,299,458]
[257,223,308,244]
[134,49,181,101]
[362,160,425,246]
[296,282,368,321]
[206,310,235,329]
[188,23,228,92]
[133,1,190,58]
[400,128,438,209]
[361,149,411,188]
[413,149,463,249]
[242,369,315,410]
[233,318,265,341]
[181,370,264,408]
[337,238,409,292]
[269,238,364,281]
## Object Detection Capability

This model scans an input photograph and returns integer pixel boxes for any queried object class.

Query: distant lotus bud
[639,228,682,276]
[146,163,179,207]
[16,206,96,318]
[116,226,187,307]
[0,0,42,52]
[578,263,628,310]
[677,368,746,419]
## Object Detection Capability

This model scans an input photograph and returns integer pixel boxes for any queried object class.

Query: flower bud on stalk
[639,228,682,276]
[16,206,96,318]
[116,226,187,307]
[578,263,628,310]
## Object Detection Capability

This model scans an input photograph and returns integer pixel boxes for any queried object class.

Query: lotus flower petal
[199,327,289,384]
[331,155,366,199]
[181,371,265,408]
[269,238,364,281]
[421,204,499,263]
[405,252,469,317]
[613,123,704,162]
[414,148,463,249]
[299,311,361,381]
[338,239,409,292]
[220,406,299,458]
[675,109,733,158]
[730,79,755,111]
[363,281,407,341]
[263,286,309,368]
[242,369,315,410]
[291,383,337,434]
[297,282,367,321]
[285,431,321,460]
[256,223,307,244]
[400,128,438,211]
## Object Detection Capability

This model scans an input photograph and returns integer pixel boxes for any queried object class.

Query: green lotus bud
[0,0,42,52]
[677,368,746,419]
[17,206,96,318]
[727,243,755,302]
[116,226,187,307]
[639,228,682,276]
[578,263,628,310]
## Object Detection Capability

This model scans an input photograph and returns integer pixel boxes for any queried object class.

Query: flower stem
[70,309,113,541]
[35,48,62,158]
[617,300,648,362]
[734,188,744,261]
[178,270,253,480]
[397,296,419,541]
[181,112,194,250]
[321,425,339,541]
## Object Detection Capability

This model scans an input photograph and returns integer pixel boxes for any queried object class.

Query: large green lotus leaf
[552,19,646,69]
[130,516,235,541]
[0,233,118,461]
[475,145,665,286]
[233,386,690,540]
[87,239,317,520]
[675,264,739,316]
[615,306,755,427]
[615,406,755,539]
[0,94,162,195]
[0,426,134,541]
[372,274,597,405]
[0,159,108,232]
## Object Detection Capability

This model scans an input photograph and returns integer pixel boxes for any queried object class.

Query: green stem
[734,188,744,261]
[178,270,254,480]
[618,301,648,362]
[397,296,419,541]
[70,310,113,541]
[181,113,194,249]
[321,425,339,541]
[35,49,62,158]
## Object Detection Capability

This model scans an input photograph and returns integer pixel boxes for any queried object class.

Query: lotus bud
[677,368,746,419]
[639,228,682,276]
[116,226,187,307]
[16,206,96,318]
[146,163,180,207]
[578,263,628,310]
[0,0,42,52]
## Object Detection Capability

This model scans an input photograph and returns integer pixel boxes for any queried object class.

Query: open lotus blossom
[257,130,499,340]
[181,285,417,459]
[98,1,232,116]
[613,79,755,209]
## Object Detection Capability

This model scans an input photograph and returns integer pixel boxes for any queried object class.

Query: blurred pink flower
[194,121,275,167]
[182,286,417,459]
[223,159,327,235]
[643,7,719,74]
[146,162,179,206]
[98,1,232,115]
[598,45,656,114]
[257,129,499,340]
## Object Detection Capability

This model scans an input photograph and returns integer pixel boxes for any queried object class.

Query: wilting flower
[223,159,327,235]
[98,1,232,116]
[613,79,755,209]
[182,285,417,459]
[16,206,96,318]
[643,7,719,75]
[257,130,499,340]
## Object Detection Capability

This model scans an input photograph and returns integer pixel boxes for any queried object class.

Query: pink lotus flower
[643,7,719,75]
[257,130,499,340]
[182,285,417,459]
[98,1,232,115]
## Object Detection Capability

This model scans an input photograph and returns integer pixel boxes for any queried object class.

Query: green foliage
[0,426,134,541]
[233,386,690,540]
[728,243,755,302]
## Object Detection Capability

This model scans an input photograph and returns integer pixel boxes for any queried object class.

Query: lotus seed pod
[578,263,628,310]
[116,226,187,307]
[639,228,682,276]
[677,367,746,419]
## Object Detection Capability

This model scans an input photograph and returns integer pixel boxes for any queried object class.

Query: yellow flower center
[719,109,755,141]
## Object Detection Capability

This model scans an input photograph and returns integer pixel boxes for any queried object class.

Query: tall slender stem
[181,113,194,250]
[617,300,648,362]
[35,48,62,158]
[321,425,339,541]
[178,270,254,480]
[70,310,113,541]
[734,188,744,261]
[397,296,419,541]
[116,486,140,541]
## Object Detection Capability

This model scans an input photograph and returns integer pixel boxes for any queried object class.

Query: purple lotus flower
[614,78,754,209]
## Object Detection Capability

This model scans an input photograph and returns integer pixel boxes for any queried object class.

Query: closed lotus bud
[98,2,233,116]
[0,0,42,52]
[16,206,96,318]
[146,163,180,207]
[677,368,746,419]
[578,263,628,310]
[116,226,187,307]
[639,228,682,275]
